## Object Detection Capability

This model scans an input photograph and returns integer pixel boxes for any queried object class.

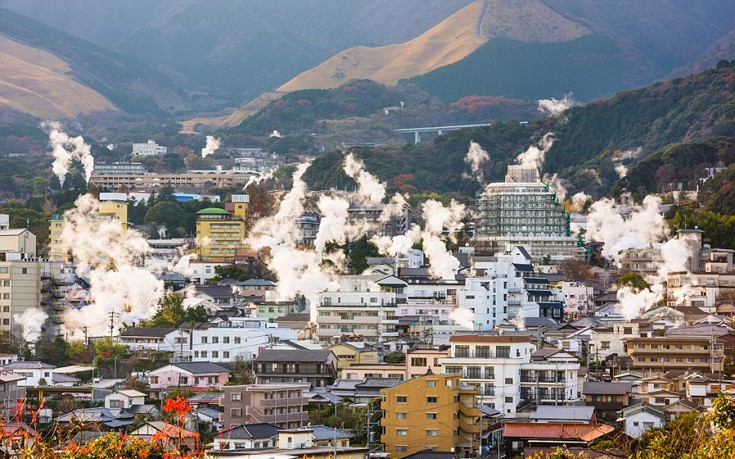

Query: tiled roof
[583,382,633,395]
[503,422,614,442]
[402,451,457,459]
[218,423,279,440]
[255,349,333,363]
[530,405,595,422]
[120,328,177,337]
[170,362,229,375]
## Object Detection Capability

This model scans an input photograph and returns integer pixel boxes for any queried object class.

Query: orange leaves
[162,396,192,423]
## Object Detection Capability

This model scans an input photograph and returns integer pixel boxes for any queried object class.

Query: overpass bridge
[395,123,491,143]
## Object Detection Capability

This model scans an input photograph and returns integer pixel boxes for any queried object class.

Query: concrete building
[381,373,479,458]
[148,362,229,398]
[561,281,594,319]
[90,170,256,191]
[254,349,337,387]
[93,162,146,175]
[473,165,581,261]
[315,275,402,343]
[406,346,447,378]
[132,140,167,157]
[49,201,128,261]
[195,199,248,262]
[439,334,579,417]
[189,318,297,363]
[219,384,308,430]
[624,336,725,375]
[329,342,379,371]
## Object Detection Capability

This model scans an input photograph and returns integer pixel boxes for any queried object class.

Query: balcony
[245,405,307,425]
[458,403,480,418]
[458,418,480,434]
[452,351,514,359]
[260,397,307,408]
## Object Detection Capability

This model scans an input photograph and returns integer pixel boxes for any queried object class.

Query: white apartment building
[589,321,641,362]
[189,318,297,363]
[440,334,579,417]
[132,140,167,157]
[561,281,594,319]
[315,275,403,343]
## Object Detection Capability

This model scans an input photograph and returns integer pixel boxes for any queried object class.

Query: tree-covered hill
[303,60,735,200]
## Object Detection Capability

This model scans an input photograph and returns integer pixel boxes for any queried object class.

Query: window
[496,346,510,358]
[426,412,437,420]
[426,430,438,437]
[230,408,242,417]
[2,280,8,286]
[396,446,407,453]
[2,319,7,326]
[231,393,241,401]
[396,412,407,419]
[427,380,437,387]
[201,337,208,344]
[505,397,513,403]
[212,337,219,344]
[234,337,242,344]
[2,294,8,300]
[109,399,124,408]
[201,351,208,358]
[396,396,407,403]
[396,429,407,436]
[223,337,230,344]
[505,378,513,385]
[601,341,611,350]
[223,351,230,358]
[426,396,438,404]
[212,351,219,358]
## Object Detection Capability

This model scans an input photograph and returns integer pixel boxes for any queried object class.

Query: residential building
[195,196,248,262]
[104,390,146,410]
[49,201,129,261]
[189,318,297,363]
[406,346,447,378]
[0,361,54,387]
[213,423,280,450]
[132,140,167,157]
[621,403,667,439]
[589,321,640,362]
[219,384,308,430]
[439,335,579,417]
[118,328,188,355]
[347,203,411,238]
[297,213,320,246]
[0,254,43,336]
[254,349,337,387]
[238,278,276,301]
[90,170,256,191]
[329,377,402,404]
[561,281,594,319]
[341,363,407,381]
[93,162,146,175]
[148,362,229,398]
[473,164,581,260]
[381,373,480,458]
[0,373,26,420]
[330,342,379,371]
[315,275,402,343]
[582,381,634,411]
[503,422,613,457]
[56,407,136,431]
[529,405,596,424]
[624,336,725,375]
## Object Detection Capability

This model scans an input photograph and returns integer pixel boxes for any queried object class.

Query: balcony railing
[260,397,307,408]
[452,352,514,359]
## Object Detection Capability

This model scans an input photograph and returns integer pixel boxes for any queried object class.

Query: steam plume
[344,153,385,204]
[615,164,628,178]
[201,136,220,158]
[450,308,476,330]
[464,141,490,184]
[44,121,95,188]
[15,308,48,343]
[538,94,575,117]
[517,133,555,173]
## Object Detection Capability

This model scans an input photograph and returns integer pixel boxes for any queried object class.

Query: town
[0,136,731,459]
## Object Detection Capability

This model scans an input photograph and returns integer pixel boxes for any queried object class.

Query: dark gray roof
[398,267,432,278]
[531,405,595,422]
[255,349,334,363]
[187,285,235,299]
[52,373,81,384]
[356,378,402,388]
[513,263,534,272]
[583,381,633,395]
[170,361,229,374]
[310,425,354,441]
[120,327,177,338]
[218,423,279,440]
[275,313,310,323]
[3,361,55,370]
[126,404,159,415]
[524,277,549,284]
[515,246,532,260]
[196,407,221,420]
[240,278,276,287]
[402,450,457,459]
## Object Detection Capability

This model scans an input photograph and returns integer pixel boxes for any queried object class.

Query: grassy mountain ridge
[0,7,184,115]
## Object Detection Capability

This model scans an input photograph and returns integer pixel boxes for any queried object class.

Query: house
[309,425,354,447]
[643,390,681,407]
[238,278,276,301]
[620,403,667,439]
[503,422,614,457]
[583,382,634,411]
[104,390,146,409]
[663,399,700,420]
[329,342,379,370]
[219,384,308,430]
[0,373,26,420]
[405,346,447,378]
[213,423,280,451]
[529,405,596,424]
[340,363,406,381]
[118,328,188,355]
[190,317,297,363]
[148,362,229,398]
[329,378,401,405]
[0,362,55,387]
[254,349,337,387]
[129,421,198,451]
[55,407,136,431]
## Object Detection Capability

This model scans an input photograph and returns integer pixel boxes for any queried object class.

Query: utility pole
[108,310,119,342]
[83,326,88,347]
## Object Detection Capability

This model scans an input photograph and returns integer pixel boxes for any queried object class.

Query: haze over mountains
[0,0,734,123]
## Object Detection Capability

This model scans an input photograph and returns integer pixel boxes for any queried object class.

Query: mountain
[0,35,116,119]
[0,7,185,117]
[302,60,735,199]
[0,0,472,104]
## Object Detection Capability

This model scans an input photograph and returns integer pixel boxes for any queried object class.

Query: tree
[212,264,247,282]
[147,292,207,328]
[558,258,595,283]
[144,201,187,237]
[619,272,651,292]
[383,351,405,364]
[346,236,379,274]
[34,337,69,366]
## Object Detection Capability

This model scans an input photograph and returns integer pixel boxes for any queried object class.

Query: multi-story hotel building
[473,165,581,260]
[90,170,256,191]
[195,195,248,262]
[624,336,725,375]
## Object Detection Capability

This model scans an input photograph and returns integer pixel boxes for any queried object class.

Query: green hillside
[0,7,184,114]
[304,60,735,199]
[403,35,626,102]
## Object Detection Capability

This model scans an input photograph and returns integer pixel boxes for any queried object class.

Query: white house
[189,317,297,363]
[621,403,666,439]
[132,140,167,157]
[119,328,189,355]
[1,362,55,387]
[105,390,146,409]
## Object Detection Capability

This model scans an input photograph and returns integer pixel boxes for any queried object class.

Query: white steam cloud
[201,136,221,158]
[450,308,476,330]
[570,192,592,213]
[615,164,628,178]
[517,133,555,173]
[420,199,465,279]
[44,121,95,188]
[464,141,490,184]
[59,194,165,337]
[15,308,48,343]
[538,94,575,117]
[344,153,386,204]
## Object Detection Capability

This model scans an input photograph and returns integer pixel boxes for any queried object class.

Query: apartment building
[439,334,579,417]
[406,346,447,378]
[254,349,337,387]
[93,162,146,175]
[625,336,725,375]
[90,170,256,191]
[195,195,248,262]
[189,318,297,363]
[219,384,308,430]
[473,164,581,260]
[381,373,479,458]
[148,362,229,398]
[132,140,167,156]
[315,275,402,343]
[329,342,379,371]
[49,200,129,261]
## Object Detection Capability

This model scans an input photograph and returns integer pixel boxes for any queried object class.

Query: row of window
[201,336,245,344]
[635,357,720,363]
[194,350,230,359]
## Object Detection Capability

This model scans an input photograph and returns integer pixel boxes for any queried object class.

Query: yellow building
[329,342,380,372]
[196,195,249,262]
[49,200,129,261]
[381,373,480,458]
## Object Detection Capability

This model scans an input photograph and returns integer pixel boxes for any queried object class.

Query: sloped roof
[402,451,457,459]
[309,425,354,441]
[240,278,276,287]
[583,382,633,395]
[503,422,614,441]
[218,423,279,440]
[3,361,55,370]
[170,361,229,375]
[120,328,177,338]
